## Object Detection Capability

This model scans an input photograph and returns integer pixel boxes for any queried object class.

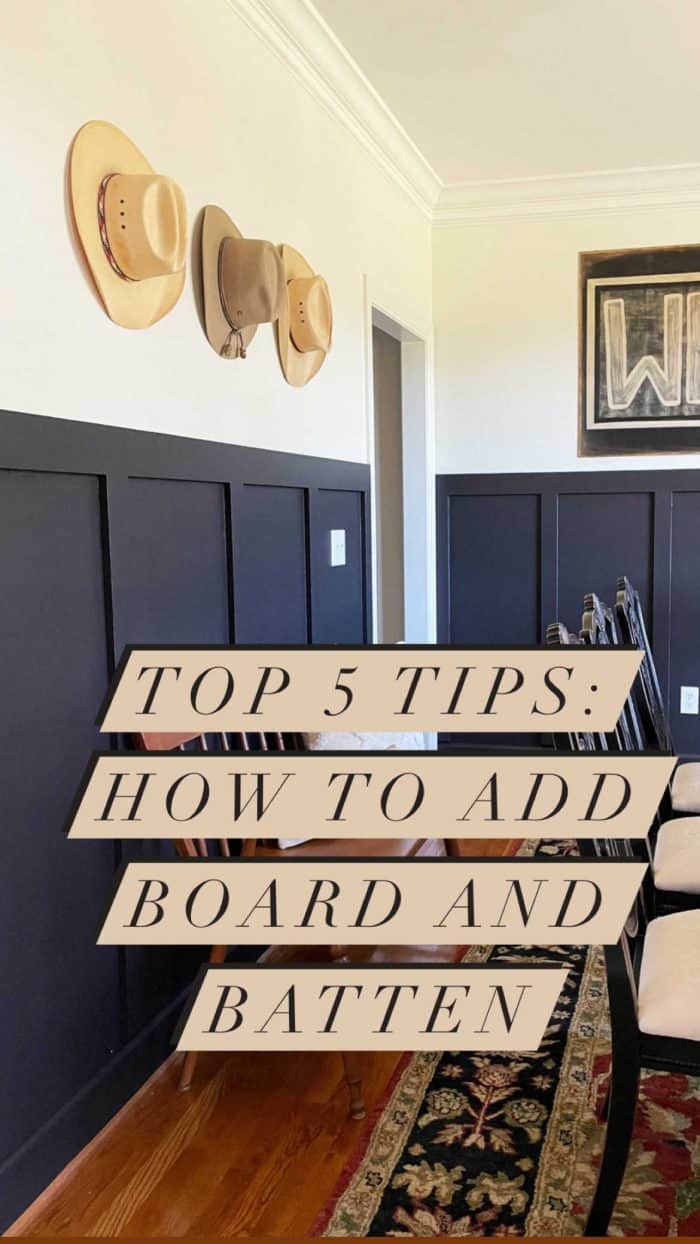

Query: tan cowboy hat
[69,121,186,329]
[275,245,332,386]
[201,206,285,359]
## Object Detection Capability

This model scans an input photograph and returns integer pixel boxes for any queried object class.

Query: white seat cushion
[638,909,700,1040]
[277,731,427,846]
[671,762,700,813]
[653,817,700,894]
[304,730,426,751]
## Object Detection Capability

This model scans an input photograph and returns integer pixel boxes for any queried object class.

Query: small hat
[201,205,285,359]
[275,245,332,386]
[69,121,186,329]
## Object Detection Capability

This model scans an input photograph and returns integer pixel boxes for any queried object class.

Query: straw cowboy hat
[275,245,332,386]
[201,206,285,359]
[69,121,186,329]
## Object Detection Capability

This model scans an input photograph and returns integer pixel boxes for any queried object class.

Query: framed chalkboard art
[579,244,700,455]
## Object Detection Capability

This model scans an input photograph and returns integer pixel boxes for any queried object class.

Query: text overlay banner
[174,965,569,1052]
[100,858,647,946]
[68,751,674,840]
[100,647,643,733]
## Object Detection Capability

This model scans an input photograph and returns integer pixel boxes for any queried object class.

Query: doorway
[372,323,405,642]
[369,306,435,644]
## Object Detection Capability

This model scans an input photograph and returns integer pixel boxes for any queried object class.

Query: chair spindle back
[615,576,673,752]
[580,592,645,751]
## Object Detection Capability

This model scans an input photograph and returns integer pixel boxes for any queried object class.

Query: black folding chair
[546,610,700,1236]
[616,576,700,814]
[612,580,700,911]
[584,837,700,1237]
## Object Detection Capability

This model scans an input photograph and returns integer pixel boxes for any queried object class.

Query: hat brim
[275,244,327,387]
[201,206,257,359]
[69,121,185,330]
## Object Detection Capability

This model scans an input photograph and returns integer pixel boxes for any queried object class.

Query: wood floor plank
[9,839,515,1238]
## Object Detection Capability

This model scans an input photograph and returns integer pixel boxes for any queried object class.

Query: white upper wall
[5,0,700,481]
[0,0,432,463]
[434,207,700,474]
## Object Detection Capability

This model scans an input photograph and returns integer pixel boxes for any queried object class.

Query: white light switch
[330,529,346,567]
[680,685,699,715]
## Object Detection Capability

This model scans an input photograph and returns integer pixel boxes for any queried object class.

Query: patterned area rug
[317,840,700,1237]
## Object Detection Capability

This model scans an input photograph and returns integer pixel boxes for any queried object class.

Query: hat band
[97,175,134,282]
[217,244,247,359]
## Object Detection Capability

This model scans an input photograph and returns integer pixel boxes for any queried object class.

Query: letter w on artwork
[604,293,684,409]
[603,290,700,410]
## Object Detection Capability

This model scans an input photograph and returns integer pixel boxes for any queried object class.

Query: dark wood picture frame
[579,243,700,456]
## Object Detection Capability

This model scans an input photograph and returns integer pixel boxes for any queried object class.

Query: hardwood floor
[9,839,517,1238]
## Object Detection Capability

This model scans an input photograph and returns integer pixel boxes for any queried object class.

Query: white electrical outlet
[330,529,346,567]
[680,685,699,715]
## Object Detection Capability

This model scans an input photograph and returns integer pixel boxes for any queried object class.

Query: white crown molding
[434,164,700,226]
[223,0,700,228]
[226,0,442,218]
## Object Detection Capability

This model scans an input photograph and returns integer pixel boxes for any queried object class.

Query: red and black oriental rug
[316,841,700,1237]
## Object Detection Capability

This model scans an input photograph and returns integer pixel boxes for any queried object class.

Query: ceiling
[313,0,700,185]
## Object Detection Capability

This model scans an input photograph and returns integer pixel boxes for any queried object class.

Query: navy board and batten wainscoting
[5,410,700,1233]
[437,469,700,757]
[0,408,371,1230]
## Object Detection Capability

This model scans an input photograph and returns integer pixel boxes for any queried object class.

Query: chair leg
[600,1079,610,1122]
[585,1068,639,1235]
[330,944,351,961]
[584,947,640,1237]
[178,944,228,1093]
[178,1049,199,1093]
[342,1051,365,1120]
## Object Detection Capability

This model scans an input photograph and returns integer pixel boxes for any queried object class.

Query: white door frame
[362,275,437,643]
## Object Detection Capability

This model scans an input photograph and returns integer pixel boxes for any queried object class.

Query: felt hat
[275,244,332,386]
[69,121,186,329]
[201,205,285,359]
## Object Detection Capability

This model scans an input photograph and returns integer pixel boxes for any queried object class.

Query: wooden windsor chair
[133,727,457,1115]
[134,727,364,1117]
